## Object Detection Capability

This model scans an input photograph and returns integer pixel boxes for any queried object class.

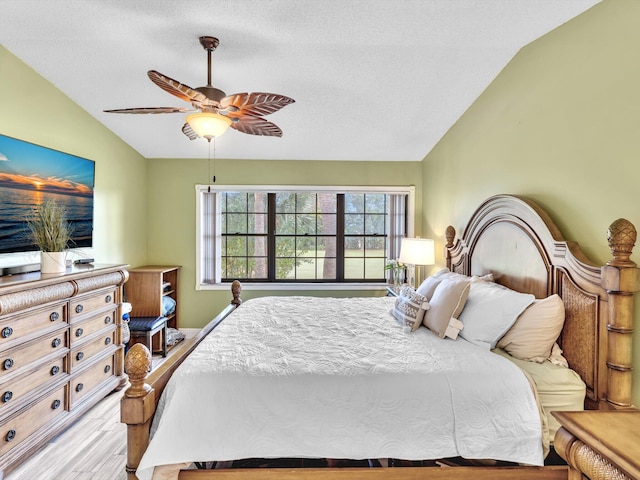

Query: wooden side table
[552,410,640,480]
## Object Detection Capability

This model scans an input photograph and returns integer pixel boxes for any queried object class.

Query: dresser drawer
[70,310,117,345]
[0,385,67,456]
[70,329,116,370]
[69,288,117,321]
[70,354,115,408]
[0,329,68,379]
[0,303,67,348]
[0,355,67,414]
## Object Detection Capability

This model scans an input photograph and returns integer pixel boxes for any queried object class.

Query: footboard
[121,280,243,479]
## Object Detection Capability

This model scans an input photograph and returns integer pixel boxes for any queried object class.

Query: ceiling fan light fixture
[186,112,232,140]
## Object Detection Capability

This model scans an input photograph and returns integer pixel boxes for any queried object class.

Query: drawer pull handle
[105,295,112,303]
[76,383,84,393]
[75,304,84,314]
[1,327,13,339]
[50,312,59,322]
[75,328,84,337]
[104,365,111,374]
[2,391,13,403]
[51,366,60,376]
[76,352,84,361]
[6,430,16,442]
[104,316,112,324]
[52,338,61,348]
[3,358,14,370]
[52,399,61,410]
[105,337,111,346]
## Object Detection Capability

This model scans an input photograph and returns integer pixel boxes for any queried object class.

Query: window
[197,186,413,288]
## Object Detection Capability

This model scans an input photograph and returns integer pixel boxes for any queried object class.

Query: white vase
[41,251,67,274]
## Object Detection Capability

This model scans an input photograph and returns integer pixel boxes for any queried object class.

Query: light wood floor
[5,385,127,480]
[5,331,198,480]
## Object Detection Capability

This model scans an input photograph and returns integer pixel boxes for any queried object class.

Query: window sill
[197,282,390,292]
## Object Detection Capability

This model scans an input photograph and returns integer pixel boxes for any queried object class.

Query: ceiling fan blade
[103,107,192,114]
[231,116,284,137]
[220,92,295,118]
[182,123,199,140]
[148,70,209,105]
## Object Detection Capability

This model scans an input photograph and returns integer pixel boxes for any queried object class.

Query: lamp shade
[398,238,435,266]
[186,112,232,139]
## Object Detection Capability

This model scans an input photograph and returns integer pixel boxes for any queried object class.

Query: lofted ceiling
[0,1,599,162]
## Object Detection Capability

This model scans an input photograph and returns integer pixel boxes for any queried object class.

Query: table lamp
[398,237,435,288]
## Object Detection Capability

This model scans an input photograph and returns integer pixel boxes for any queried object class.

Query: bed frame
[121,194,638,480]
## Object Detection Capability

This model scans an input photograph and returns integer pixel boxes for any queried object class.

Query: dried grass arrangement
[28,199,72,252]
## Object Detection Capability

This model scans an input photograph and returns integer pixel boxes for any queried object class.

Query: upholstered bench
[128,316,168,357]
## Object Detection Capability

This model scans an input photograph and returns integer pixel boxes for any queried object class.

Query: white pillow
[497,294,565,362]
[458,281,535,349]
[392,286,429,331]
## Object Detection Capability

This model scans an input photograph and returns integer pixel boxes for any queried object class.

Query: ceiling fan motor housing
[195,86,226,104]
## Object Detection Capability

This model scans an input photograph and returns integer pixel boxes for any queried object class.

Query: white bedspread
[136,296,543,480]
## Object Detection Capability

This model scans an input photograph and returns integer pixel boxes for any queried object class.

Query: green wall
[144,157,422,327]
[421,0,640,405]
[0,46,148,267]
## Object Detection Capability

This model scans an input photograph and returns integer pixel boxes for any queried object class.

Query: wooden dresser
[553,410,640,480]
[0,264,128,477]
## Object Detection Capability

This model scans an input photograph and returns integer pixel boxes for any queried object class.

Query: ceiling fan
[104,36,295,140]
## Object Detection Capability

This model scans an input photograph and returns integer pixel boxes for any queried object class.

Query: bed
[121,194,639,480]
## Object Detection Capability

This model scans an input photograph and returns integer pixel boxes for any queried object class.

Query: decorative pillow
[422,277,470,339]
[497,294,565,362]
[458,281,535,349]
[392,286,430,331]
[416,268,493,300]
[416,268,449,299]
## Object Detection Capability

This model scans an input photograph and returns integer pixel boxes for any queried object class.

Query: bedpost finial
[445,226,456,248]
[606,218,637,267]
[124,343,152,398]
[231,279,243,306]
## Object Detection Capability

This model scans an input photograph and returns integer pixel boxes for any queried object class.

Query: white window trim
[195,185,415,291]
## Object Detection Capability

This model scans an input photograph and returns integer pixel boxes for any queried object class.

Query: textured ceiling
[0,0,598,161]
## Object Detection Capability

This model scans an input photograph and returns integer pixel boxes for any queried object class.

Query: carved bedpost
[445,226,456,270]
[601,218,640,409]
[231,279,243,306]
[121,344,155,479]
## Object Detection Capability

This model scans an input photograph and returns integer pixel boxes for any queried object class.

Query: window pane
[276,213,295,234]
[276,193,296,213]
[345,236,363,255]
[318,213,336,235]
[225,236,246,256]
[321,257,336,280]
[225,214,247,234]
[344,257,364,279]
[250,214,268,234]
[365,214,385,235]
[276,236,296,258]
[344,214,364,234]
[297,214,316,235]
[317,194,336,213]
[276,258,295,279]
[226,257,247,278]
[365,194,386,213]
[296,193,316,213]
[345,193,364,213]
[365,257,385,279]
[297,236,316,256]
[366,236,386,251]
[251,192,268,213]
[248,236,268,257]
[297,258,317,279]
[248,257,267,279]
[223,192,247,213]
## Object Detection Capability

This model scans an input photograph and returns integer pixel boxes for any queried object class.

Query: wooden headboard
[444,194,638,410]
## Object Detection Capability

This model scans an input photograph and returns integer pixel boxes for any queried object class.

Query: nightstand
[552,410,640,480]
